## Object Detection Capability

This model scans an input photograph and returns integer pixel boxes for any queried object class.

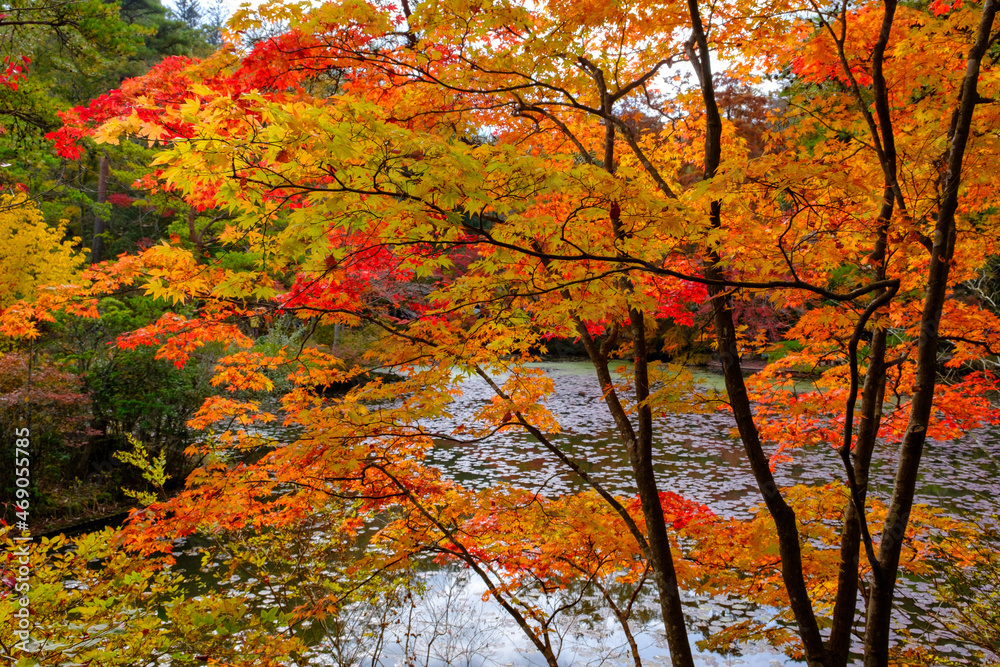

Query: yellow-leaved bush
[0,194,86,308]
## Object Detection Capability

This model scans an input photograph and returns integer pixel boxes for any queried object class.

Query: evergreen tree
[171,0,201,30]
[202,0,227,47]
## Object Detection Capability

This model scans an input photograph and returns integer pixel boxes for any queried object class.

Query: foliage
[0,527,302,666]
[919,516,1000,665]
[0,195,85,308]
[0,0,143,139]
[0,351,92,516]
[115,433,169,505]
[86,339,218,449]
[1,0,999,663]
[0,0,220,273]
[51,295,221,445]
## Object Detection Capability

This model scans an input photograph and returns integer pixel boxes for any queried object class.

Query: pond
[422,362,998,518]
[220,361,1000,666]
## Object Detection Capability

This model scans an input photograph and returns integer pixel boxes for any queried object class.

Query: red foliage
[278,231,416,316]
[0,55,29,91]
[0,353,94,445]
[106,193,134,207]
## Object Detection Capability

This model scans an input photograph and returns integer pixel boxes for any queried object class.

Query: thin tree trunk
[186,207,201,252]
[706,273,829,667]
[577,322,694,667]
[863,0,997,662]
[685,0,831,662]
[828,328,887,665]
[92,152,110,264]
[631,307,695,667]
[574,70,696,667]
[823,0,901,657]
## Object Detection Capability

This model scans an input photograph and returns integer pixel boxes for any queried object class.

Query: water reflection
[306,567,793,667]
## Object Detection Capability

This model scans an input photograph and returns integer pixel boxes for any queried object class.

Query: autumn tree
[0,194,85,307]
[0,352,93,517]
[7,0,1000,664]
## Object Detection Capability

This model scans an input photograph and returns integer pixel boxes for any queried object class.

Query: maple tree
[2,0,1000,664]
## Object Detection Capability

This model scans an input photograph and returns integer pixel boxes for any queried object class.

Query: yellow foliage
[0,194,86,308]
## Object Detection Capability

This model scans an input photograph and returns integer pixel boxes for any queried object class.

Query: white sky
[221,0,264,17]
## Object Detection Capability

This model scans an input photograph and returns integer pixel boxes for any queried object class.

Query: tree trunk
[92,152,110,264]
[828,327,887,665]
[577,322,695,667]
[706,271,830,667]
[862,1,997,662]
[187,207,201,251]
[576,76,696,667]
[685,0,831,662]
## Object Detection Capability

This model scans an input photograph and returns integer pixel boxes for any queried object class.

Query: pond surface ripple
[269,362,999,666]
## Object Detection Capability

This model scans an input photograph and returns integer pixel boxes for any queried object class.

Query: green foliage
[933,517,1000,663]
[0,0,145,138]
[0,527,302,666]
[89,344,214,436]
[0,0,219,265]
[49,296,222,493]
[766,339,805,363]
[53,295,167,371]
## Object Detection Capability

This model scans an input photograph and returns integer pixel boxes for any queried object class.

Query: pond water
[420,362,998,521]
[231,362,1000,666]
